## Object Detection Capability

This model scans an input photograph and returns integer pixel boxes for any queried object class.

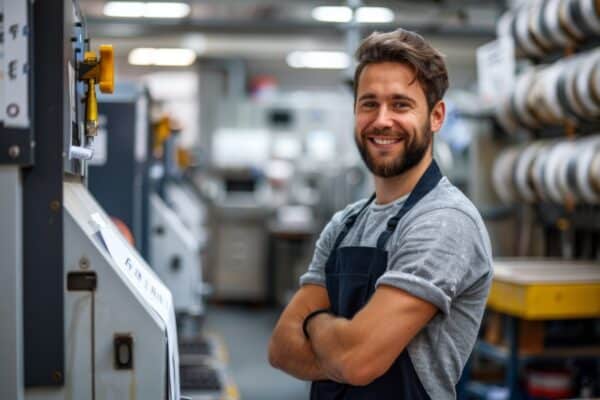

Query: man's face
[354,62,441,178]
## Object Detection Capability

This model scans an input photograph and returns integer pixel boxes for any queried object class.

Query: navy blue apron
[310,160,442,400]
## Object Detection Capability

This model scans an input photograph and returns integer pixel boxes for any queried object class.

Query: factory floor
[204,304,309,400]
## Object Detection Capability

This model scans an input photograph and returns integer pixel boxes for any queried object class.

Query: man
[268,29,493,399]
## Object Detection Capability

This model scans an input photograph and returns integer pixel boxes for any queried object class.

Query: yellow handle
[98,44,114,94]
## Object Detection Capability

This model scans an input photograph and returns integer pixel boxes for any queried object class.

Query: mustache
[361,128,408,139]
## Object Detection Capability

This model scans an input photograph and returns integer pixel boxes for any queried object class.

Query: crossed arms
[268,283,437,386]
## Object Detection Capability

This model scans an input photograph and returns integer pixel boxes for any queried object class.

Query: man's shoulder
[401,177,492,255]
[411,177,484,227]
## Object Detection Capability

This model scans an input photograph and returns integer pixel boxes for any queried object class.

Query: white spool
[530,141,556,201]
[530,0,556,50]
[575,136,600,204]
[516,4,546,57]
[529,65,565,124]
[592,56,600,104]
[580,0,600,34]
[575,50,600,117]
[543,62,568,123]
[556,142,580,204]
[544,0,574,46]
[495,95,522,135]
[492,147,522,204]
[515,142,545,203]
[559,0,587,40]
[543,141,572,203]
[513,69,542,129]
[561,56,590,119]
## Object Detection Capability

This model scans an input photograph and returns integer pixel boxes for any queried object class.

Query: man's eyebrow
[357,93,417,105]
[357,93,376,102]
[391,94,417,105]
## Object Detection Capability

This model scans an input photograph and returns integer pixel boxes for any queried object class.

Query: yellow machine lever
[78,44,114,135]
[153,116,172,156]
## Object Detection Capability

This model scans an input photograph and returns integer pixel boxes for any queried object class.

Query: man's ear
[429,100,446,133]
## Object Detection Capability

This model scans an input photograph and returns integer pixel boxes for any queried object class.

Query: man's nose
[372,105,393,129]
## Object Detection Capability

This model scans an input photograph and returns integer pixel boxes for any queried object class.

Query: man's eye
[361,102,377,108]
[393,102,409,110]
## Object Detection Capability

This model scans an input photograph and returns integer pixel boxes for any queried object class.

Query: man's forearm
[269,318,329,381]
[306,314,360,383]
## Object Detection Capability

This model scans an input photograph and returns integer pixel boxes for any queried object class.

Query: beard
[355,120,432,178]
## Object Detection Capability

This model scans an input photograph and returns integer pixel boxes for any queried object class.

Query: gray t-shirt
[300,177,493,399]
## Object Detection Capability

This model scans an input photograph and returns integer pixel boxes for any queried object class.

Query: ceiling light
[356,7,395,23]
[311,6,394,23]
[311,6,352,23]
[103,2,190,19]
[129,48,197,66]
[143,2,190,18]
[286,51,350,70]
[104,2,145,18]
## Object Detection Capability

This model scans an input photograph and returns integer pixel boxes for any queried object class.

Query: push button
[114,334,134,370]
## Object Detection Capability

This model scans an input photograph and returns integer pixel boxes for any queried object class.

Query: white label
[134,96,148,162]
[89,115,108,166]
[93,213,180,400]
[68,62,76,123]
[477,37,515,107]
[3,0,30,127]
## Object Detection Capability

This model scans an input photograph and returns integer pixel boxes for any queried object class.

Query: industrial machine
[148,117,207,325]
[88,82,152,259]
[88,86,232,397]
[0,1,182,399]
[147,117,240,398]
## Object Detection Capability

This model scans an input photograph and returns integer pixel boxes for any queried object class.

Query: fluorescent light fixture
[311,6,394,23]
[143,2,190,18]
[286,51,350,70]
[129,48,197,66]
[104,2,145,17]
[356,7,395,23]
[311,6,352,23]
[104,1,190,18]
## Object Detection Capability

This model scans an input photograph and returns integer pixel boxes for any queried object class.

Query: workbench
[462,259,600,400]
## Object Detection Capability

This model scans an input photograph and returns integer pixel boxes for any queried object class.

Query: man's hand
[306,285,437,386]
[268,284,332,381]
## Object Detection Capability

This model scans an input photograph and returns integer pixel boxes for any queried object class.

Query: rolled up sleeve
[376,208,486,315]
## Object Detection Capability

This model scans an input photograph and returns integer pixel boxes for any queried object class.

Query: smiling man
[268,29,493,399]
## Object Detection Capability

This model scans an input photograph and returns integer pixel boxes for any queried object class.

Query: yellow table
[466,259,600,399]
[487,259,600,319]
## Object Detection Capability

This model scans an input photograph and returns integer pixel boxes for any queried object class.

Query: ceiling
[80,0,502,89]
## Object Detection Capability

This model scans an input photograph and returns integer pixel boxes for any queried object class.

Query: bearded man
[269,28,493,400]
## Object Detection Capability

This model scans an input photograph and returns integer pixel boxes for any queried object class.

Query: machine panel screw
[52,370,63,383]
[50,200,61,212]
[8,145,20,159]
[79,257,90,270]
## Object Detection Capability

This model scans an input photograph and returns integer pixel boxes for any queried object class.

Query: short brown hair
[354,29,449,110]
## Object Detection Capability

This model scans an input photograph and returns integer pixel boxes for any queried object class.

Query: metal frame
[0,167,25,400]
[22,0,66,386]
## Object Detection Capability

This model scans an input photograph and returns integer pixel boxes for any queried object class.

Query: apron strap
[331,193,376,250]
[376,160,443,250]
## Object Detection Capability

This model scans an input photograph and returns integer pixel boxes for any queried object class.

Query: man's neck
[373,154,433,205]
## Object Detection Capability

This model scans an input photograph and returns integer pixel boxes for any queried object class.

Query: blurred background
[82,1,600,399]
[2,0,600,399]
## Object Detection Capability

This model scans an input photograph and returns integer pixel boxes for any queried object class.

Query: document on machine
[91,212,181,400]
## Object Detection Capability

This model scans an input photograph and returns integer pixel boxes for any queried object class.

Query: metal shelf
[476,340,600,365]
